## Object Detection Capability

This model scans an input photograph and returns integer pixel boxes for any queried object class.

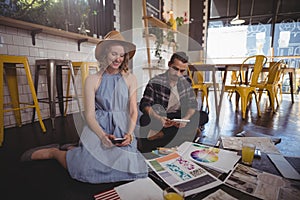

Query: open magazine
[146,152,222,197]
[225,164,300,200]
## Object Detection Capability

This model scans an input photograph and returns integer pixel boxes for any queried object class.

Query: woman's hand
[100,134,114,148]
[115,133,133,147]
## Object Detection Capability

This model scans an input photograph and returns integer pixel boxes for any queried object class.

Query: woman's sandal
[20,144,59,162]
[59,142,79,151]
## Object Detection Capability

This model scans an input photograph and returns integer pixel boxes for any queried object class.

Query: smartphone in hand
[111,138,125,144]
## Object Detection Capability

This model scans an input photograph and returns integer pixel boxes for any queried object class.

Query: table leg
[289,72,294,103]
[212,70,219,124]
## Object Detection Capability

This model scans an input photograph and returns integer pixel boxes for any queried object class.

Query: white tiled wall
[114,0,120,30]
[0,24,98,128]
[0,0,123,129]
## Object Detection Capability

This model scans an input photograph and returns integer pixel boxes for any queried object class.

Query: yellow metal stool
[0,55,46,146]
[64,62,99,116]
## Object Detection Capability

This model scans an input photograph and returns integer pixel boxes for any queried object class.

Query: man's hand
[174,121,188,128]
[159,117,172,128]
[165,118,188,128]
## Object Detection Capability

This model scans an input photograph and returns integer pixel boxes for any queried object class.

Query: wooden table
[214,63,253,85]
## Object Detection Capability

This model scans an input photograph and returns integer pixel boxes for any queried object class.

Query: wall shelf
[0,16,101,51]
[142,16,169,29]
[142,0,175,79]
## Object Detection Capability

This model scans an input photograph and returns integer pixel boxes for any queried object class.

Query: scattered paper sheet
[94,189,120,200]
[180,142,241,173]
[146,152,222,197]
[268,154,300,180]
[115,177,163,200]
[202,189,238,200]
[225,164,300,200]
[221,136,280,154]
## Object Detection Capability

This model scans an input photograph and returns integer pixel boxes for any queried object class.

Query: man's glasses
[171,66,186,73]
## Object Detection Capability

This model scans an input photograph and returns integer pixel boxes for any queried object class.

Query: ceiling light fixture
[230,0,245,25]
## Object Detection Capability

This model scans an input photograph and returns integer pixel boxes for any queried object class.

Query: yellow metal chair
[64,62,99,116]
[233,55,268,119]
[225,71,239,99]
[187,66,209,112]
[0,55,46,146]
[224,66,248,100]
[256,60,284,112]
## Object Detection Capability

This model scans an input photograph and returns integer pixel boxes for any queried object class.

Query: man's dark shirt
[139,70,197,116]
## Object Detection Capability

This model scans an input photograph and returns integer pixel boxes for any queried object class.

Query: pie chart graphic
[190,149,219,163]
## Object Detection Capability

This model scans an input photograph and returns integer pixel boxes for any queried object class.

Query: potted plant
[149,16,184,68]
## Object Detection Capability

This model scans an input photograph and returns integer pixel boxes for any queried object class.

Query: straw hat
[95,30,136,61]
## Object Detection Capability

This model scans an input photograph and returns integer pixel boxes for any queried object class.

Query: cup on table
[163,187,184,200]
[242,142,256,165]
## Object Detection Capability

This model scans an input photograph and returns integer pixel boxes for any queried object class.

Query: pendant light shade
[230,15,245,25]
[230,0,245,25]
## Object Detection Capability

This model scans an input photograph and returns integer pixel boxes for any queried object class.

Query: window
[207,0,300,67]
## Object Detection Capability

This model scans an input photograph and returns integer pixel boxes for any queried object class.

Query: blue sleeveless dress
[66,72,148,183]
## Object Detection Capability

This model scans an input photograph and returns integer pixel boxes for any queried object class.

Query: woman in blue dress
[21,31,148,183]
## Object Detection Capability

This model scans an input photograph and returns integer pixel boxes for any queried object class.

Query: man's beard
[170,74,179,81]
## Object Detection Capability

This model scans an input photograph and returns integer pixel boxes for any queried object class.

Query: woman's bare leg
[31,148,67,169]
[52,150,67,169]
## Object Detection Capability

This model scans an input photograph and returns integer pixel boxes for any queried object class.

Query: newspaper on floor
[221,136,280,154]
[146,152,222,197]
[202,189,238,200]
[224,163,300,200]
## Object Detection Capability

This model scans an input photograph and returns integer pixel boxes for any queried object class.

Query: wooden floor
[1,93,299,200]
[201,93,300,158]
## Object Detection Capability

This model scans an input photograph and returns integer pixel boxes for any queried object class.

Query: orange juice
[164,192,184,200]
[242,143,255,165]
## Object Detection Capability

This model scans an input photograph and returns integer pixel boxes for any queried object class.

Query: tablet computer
[171,119,190,123]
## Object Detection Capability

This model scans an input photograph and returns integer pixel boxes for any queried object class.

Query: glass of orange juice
[163,187,184,200]
[242,142,256,165]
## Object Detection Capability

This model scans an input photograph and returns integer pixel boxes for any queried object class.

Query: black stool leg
[32,65,40,123]
[56,66,64,116]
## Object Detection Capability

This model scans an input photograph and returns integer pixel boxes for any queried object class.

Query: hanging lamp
[230,0,245,25]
